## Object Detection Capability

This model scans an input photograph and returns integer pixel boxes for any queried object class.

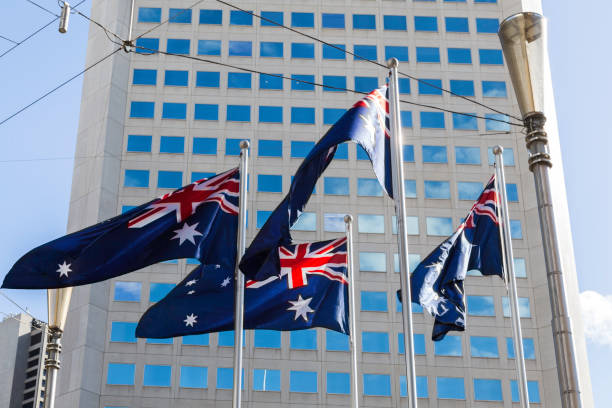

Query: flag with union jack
[240,86,392,281]
[2,168,239,289]
[408,176,504,341]
[136,238,349,338]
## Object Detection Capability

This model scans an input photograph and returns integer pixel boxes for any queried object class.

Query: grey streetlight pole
[498,12,582,408]
[44,287,72,408]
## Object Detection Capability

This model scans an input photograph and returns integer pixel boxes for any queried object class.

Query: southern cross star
[220,277,231,287]
[185,279,197,286]
[187,290,195,295]
[171,222,203,246]
[287,294,314,322]
[184,313,197,327]
[56,261,72,278]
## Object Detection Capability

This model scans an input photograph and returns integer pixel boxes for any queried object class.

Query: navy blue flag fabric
[2,168,239,289]
[136,237,349,338]
[240,86,392,281]
[409,176,504,341]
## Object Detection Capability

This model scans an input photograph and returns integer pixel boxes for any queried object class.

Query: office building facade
[57,0,593,406]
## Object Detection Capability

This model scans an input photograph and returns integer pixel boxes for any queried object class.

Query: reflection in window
[327,372,350,394]
[434,335,462,356]
[130,101,154,118]
[502,297,531,318]
[437,377,465,399]
[510,220,523,239]
[143,365,171,387]
[326,330,349,351]
[290,329,317,350]
[157,171,182,189]
[322,44,346,60]
[418,79,442,95]
[474,378,503,401]
[149,283,175,302]
[392,215,419,235]
[291,107,315,124]
[393,253,421,273]
[353,14,376,30]
[260,73,283,90]
[194,103,218,120]
[467,295,495,316]
[193,137,217,155]
[414,16,437,31]
[353,45,377,61]
[162,103,186,120]
[323,75,347,92]
[110,322,137,343]
[261,11,283,26]
[258,140,282,157]
[450,80,475,96]
[416,47,440,63]
[455,146,480,164]
[401,376,428,398]
[359,252,386,272]
[199,9,222,25]
[324,213,346,232]
[453,113,478,130]
[227,105,251,122]
[138,7,161,23]
[217,367,244,389]
[476,18,500,34]
[323,108,345,125]
[135,38,159,55]
[257,211,271,228]
[291,74,315,91]
[363,374,391,396]
[228,41,252,57]
[196,71,220,88]
[260,42,283,58]
[197,39,221,56]
[486,114,511,131]
[361,291,387,311]
[357,178,383,197]
[114,281,141,301]
[291,43,315,59]
[291,212,316,231]
[420,112,445,128]
[424,181,451,199]
[488,147,515,165]
[124,169,149,188]
[448,47,472,64]
[182,333,209,346]
[290,371,317,393]
[169,8,191,24]
[511,380,541,403]
[398,333,425,355]
[133,69,156,85]
[358,214,384,233]
[126,135,152,152]
[482,81,507,97]
[257,175,282,193]
[107,363,135,385]
[506,183,519,202]
[458,182,483,201]
[405,180,417,198]
[253,369,281,391]
[385,46,409,62]
[506,337,536,359]
[291,141,314,158]
[160,136,184,154]
[470,336,499,357]
[514,258,527,277]
[322,13,345,29]
[445,17,469,32]
[180,366,207,388]
[422,145,447,162]
[355,76,378,93]
[426,217,453,236]
[324,177,349,195]
[479,49,504,65]
[167,39,190,55]
[229,10,252,26]
[383,15,407,31]
[191,172,214,183]
[227,72,251,89]
[254,330,281,348]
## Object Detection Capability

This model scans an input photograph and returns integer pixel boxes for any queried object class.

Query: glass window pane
[398,333,426,355]
[196,71,219,88]
[322,13,345,29]
[450,80,475,96]
[324,213,346,233]
[149,283,175,302]
[437,377,465,399]
[164,70,188,87]
[514,258,527,278]
[253,369,281,391]
[260,41,283,58]
[357,178,383,197]
[420,111,445,128]
[383,15,407,31]
[486,113,511,131]
[290,371,317,393]
[197,40,221,56]
[258,139,282,157]
[167,38,190,54]
[358,214,384,233]
[353,45,377,61]
[354,76,378,93]
[416,47,440,63]
[227,72,251,89]
[326,330,349,351]
[159,136,184,154]
[324,177,349,195]
[482,81,507,97]
[259,73,283,90]
[434,335,462,356]
[452,113,478,130]
[229,10,252,26]
[455,146,480,164]
[403,145,415,162]
[114,281,141,301]
[138,7,161,23]
[448,47,472,64]
[424,180,450,199]
[445,17,469,32]
[228,41,252,57]
[292,12,314,28]
[488,147,515,165]
[256,210,271,228]
[335,143,348,159]
[401,376,428,398]
[180,366,207,388]
[426,217,453,236]
[157,170,182,188]
[415,16,437,31]
[323,75,347,92]
[227,105,251,122]
[359,252,386,272]
[470,336,499,357]
[291,107,315,124]
[291,43,315,59]
[126,135,152,152]
[418,79,442,95]
[199,9,222,25]
[258,174,282,193]
[361,291,387,311]
[169,9,192,24]
[290,329,317,350]
[193,103,218,120]
[511,380,541,403]
[193,137,217,155]
[479,49,504,65]
[130,101,154,118]
[458,182,483,200]
[467,295,495,316]
[327,372,350,394]
[353,14,376,30]
[324,108,345,125]
[476,18,499,34]
[291,212,316,231]
[107,363,135,385]
[510,219,523,239]
[191,172,214,183]
[291,74,315,91]
[291,141,314,158]
[135,38,159,54]
[182,333,209,346]
[392,215,419,235]
[110,322,137,343]
[124,169,149,188]
[405,180,417,198]
[216,367,244,389]
[162,102,186,120]
[133,69,157,85]
[385,46,409,62]
[422,145,447,163]
[254,330,281,348]
[474,379,503,401]
[502,297,531,318]
[363,374,391,396]
[261,11,283,26]
[506,337,536,359]
[143,365,171,387]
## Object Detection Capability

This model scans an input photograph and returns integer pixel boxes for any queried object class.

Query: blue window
[470,336,499,357]
[124,169,149,188]
[227,72,251,89]
[327,372,349,394]
[423,145,447,163]
[196,71,220,88]
[146,337,172,345]
[290,329,317,350]
[458,182,483,200]
[229,41,252,56]
[357,178,383,197]
[401,376,428,398]
[107,363,135,385]
[396,78,411,95]
[399,111,412,129]
[335,143,348,159]
[191,172,214,183]
[258,174,282,192]
[291,141,314,158]
[383,15,407,31]
[149,283,175,303]
[162,103,186,120]
[126,135,151,152]
[292,12,314,28]
[197,40,221,56]
[193,137,217,155]
[434,335,462,356]
[157,171,182,188]
[133,69,156,85]
[291,43,314,59]
[253,369,281,391]
[323,75,346,92]
[143,365,171,387]
[254,330,281,348]
[502,296,530,317]
[506,337,536,359]
[138,7,161,23]
[363,374,391,396]
[385,46,409,62]
[199,9,222,25]
[167,39,190,54]
[164,70,188,86]
[358,214,384,233]
[355,77,378,92]
[450,80,475,96]
[291,107,315,124]
[445,17,469,33]
[290,371,317,393]
[260,42,283,57]
[182,333,209,346]
[261,11,283,26]
[475,0,497,2]
[180,366,207,388]
[426,217,453,236]
[418,79,442,95]
[324,177,349,195]
[353,14,376,30]
[353,45,377,61]
[482,81,507,97]
[169,9,191,24]
[359,252,386,272]
[511,381,541,403]
[398,333,426,355]
[425,181,451,199]
[130,101,154,118]
[230,10,252,26]
[322,13,345,29]
[474,379,503,401]
[414,16,437,31]
[114,281,141,301]
[392,216,419,236]
[362,332,389,353]
[323,108,345,125]
[259,74,283,90]
[194,104,218,120]
[416,47,440,63]
[448,48,472,64]
[258,139,282,157]
[514,258,527,278]
[135,38,158,54]
[467,295,495,316]
[486,113,511,131]
[404,145,415,162]
[420,111,445,128]
[291,212,316,231]
[291,74,315,91]
[259,106,282,123]
[110,322,137,343]
[218,330,243,347]
[361,291,387,311]
[160,136,184,153]
[257,211,270,228]
[437,377,465,399]
[479,49,504,65]
[506,183,519,202]
[476,18,499,33]
[455,146,480,164]
[488,146,515,165]
[227,105,250,122]
[453,113,478,130]
[322,44,346,60]
[217,367,244,389]
[404,180,417,199]
[326,330,349,351]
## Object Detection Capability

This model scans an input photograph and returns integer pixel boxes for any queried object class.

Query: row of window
[129,102,510,131]
[133,69,508,98]
[135,37,504,66]
[106,363,538,403]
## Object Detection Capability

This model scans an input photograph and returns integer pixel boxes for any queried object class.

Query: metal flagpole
[387,58,418,408]
[232,140,249,408]
[494,146,530,408]
[344,215,359,408]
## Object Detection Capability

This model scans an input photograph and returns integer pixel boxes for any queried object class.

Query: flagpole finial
[387,57,399,68]
[493,145,504,155]
[344,214,353,224]
[240,140,250,149]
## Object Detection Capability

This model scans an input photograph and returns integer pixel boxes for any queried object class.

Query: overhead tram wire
[24,0,59,17]
[213,0,523,123]
[0,290,44,322]
[0,34,19,45]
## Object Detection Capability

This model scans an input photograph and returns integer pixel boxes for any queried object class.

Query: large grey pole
[232,141,249,408]
[43,328,62,408]
[494,146,530,408]
[344,215,359,408]
[387,58,418,408]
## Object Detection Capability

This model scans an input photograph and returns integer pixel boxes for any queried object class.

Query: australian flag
[410,176,504,341]
[2,168,239,289]
[240,86,392,281]
[136,237,349,338]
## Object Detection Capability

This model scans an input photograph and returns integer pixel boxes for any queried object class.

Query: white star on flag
[187,290,195,295]
[56,261,72,278]
[171,222,203,246]
[220,277,231,287]
[184,313,197,327]
[185,279,197,286]
[287,295,314,322]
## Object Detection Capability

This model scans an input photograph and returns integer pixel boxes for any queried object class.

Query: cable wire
[0,34,19,44]
[74,10,124,45]
[24,0,59,17]
[0,290,42,322]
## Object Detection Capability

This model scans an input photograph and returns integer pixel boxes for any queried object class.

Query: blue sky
[0,0,610,405]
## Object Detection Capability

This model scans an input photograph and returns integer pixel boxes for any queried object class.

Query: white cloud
[580,291,612,347]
